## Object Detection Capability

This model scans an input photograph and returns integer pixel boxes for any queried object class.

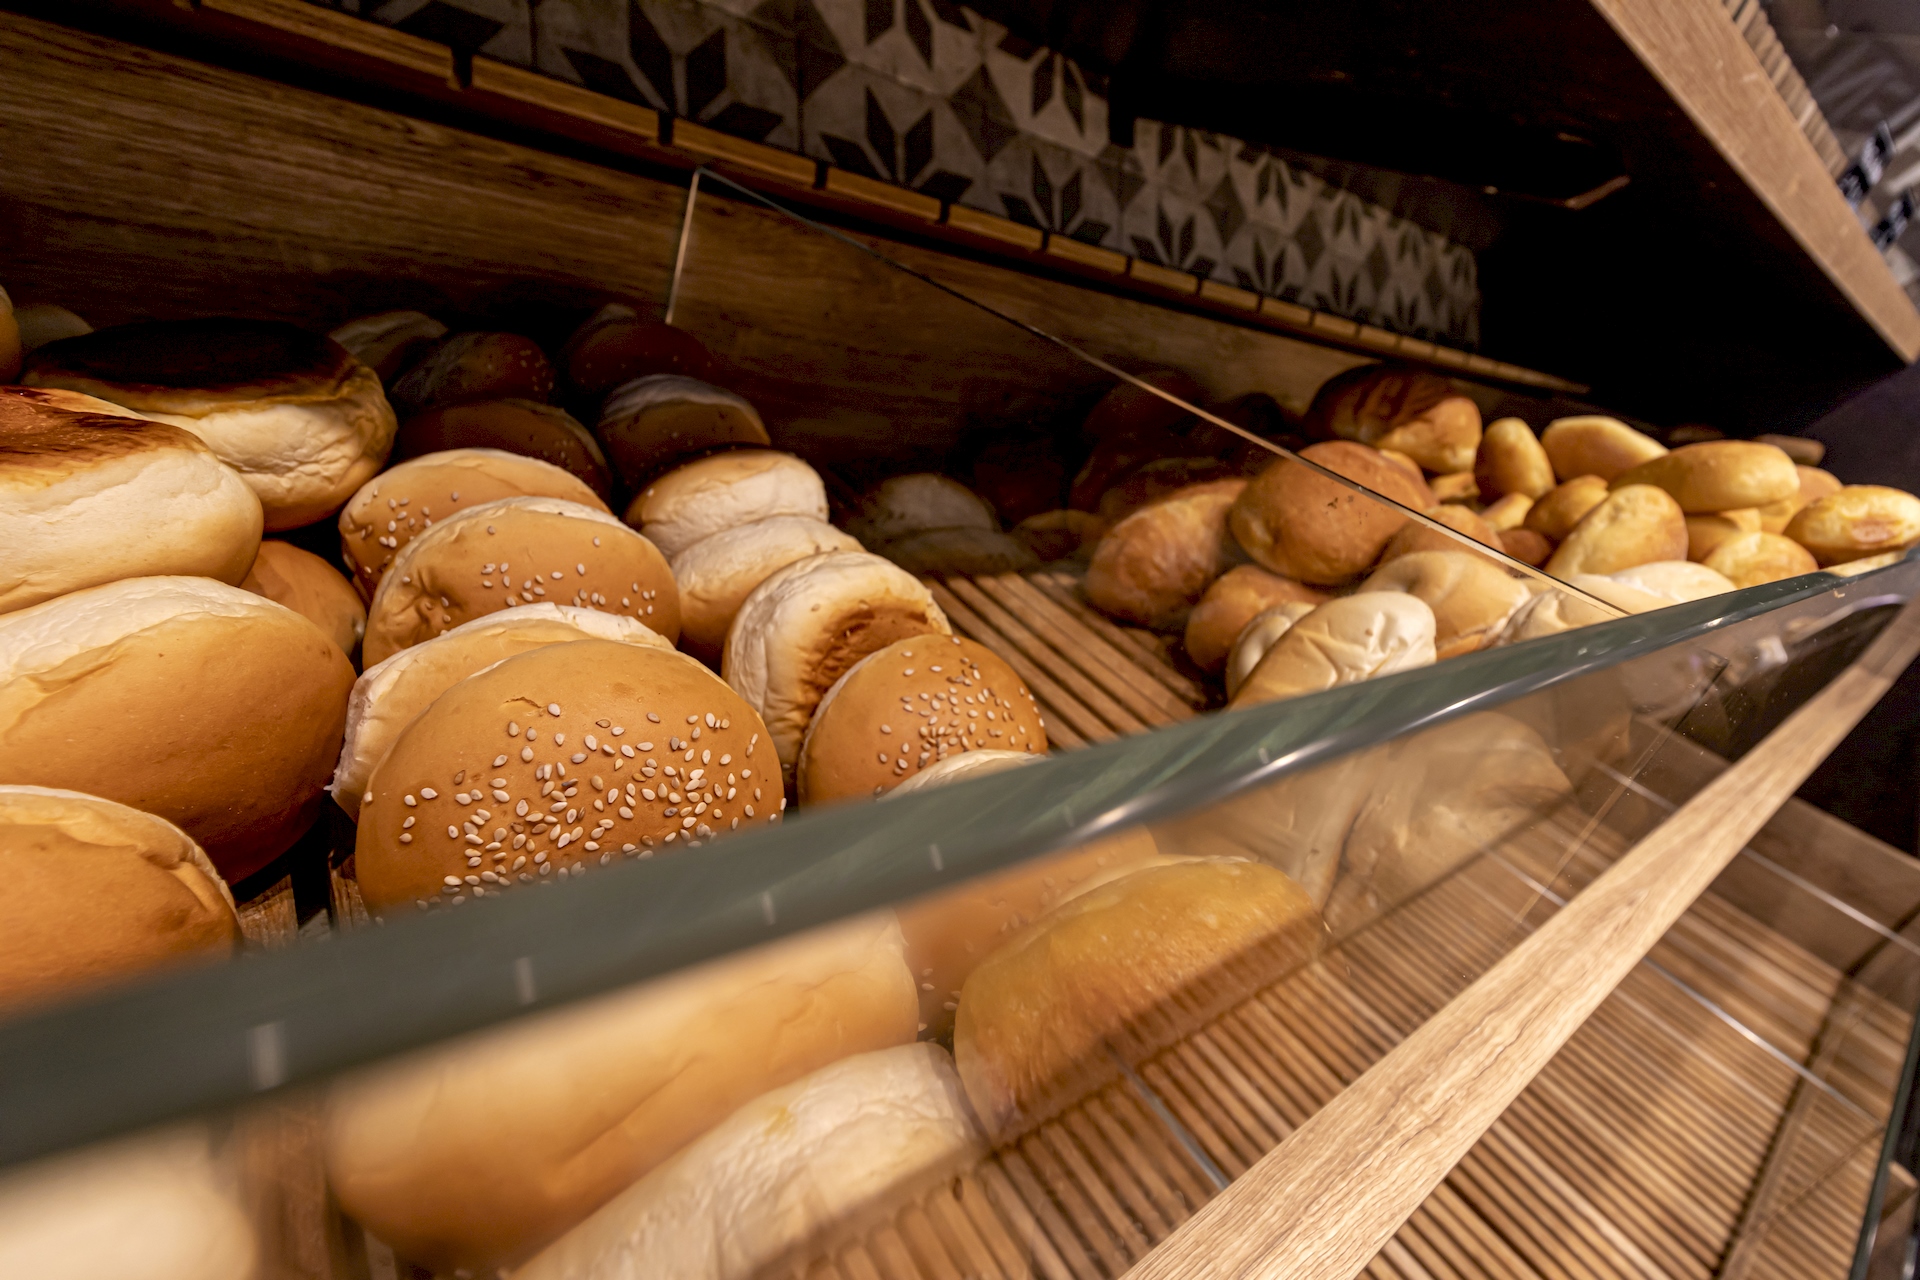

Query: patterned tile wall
[317,0,1482,345]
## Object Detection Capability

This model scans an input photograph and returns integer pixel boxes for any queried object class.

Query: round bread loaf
[0,786,238,1015]
[847,473,996,547]
[597,376,769,489]
[392,401,614,500]
[1084,479,1246,630]
[627,450,828,559]
[331,604,671,815]
[1223,601,1319,699]
[0,286,18,382]
[327,311,447,384]
[1475,417,1554,500]
[1685,509,1760,561]
[325,911,915,1272]
[240,541,366,657]
[1606,560,1734,603]
[1228,441,1434,586]
[1703,531,1818,587]
[1230,593,1437,707]
[1522,475,1609,541]
[1080,369,1203,444]
[340,447,610,601]
[1430,471,1480,504]
[1499,528,1552,567]
[1361,551,1531,657]
[390,332,554,414]
[1481,492,1533,531]
[1610,440,1798,512]
[1305,363,1483,473]
[1096,456,1243,523]
[1758,465,1843,534]
[1544,484,1687,576]
[561,306,717,401]
[798,635,1045,803]
[0,577,355,880]
[1012,509,1107,563]
[13,303,92,354]
[1539,416,1666,482]
[1377,504,1501,563]
[1182,564,1327,673]
[1785,486,1920,565]
[1827,550,1910,576]
[354,639,777,913]
[672,516,860,665]
[0,395,262,615]
[724,551,951,777]
[877,528,1040,576]
[362,496,678,665]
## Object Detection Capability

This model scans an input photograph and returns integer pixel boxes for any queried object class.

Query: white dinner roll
[24,318,396,530]
[671,517,862,666]
[1230,593,1438,708]
[329,604,672,815]
[1606,560,1734,604]
[1224,601,1320,700]
[847,473,997,547]
[513,1044,981,1280]
[724,551,951,778]
[0,392,262,615]
[625,451,829,559]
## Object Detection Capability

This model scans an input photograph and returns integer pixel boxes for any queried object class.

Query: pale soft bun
[1013,508,1107,563]
[1544,484,1687,576]
[1522,475,1609,541]
[1785,485,1920,565]
[848,473,997,547]
[597,375,768,488]
[1499,528,1552,567]
[1481,492,1533,531]
[1095,456,1241,523]
[1230,593,1437,708]
[1085,479,1246,629]
[13,303,92,355]
[1609,440,1798,512]
[393,401,614,500]
[1539,416,1666,482]
[725,551,950,777]
[1703,531,1818,588]
[954,859,1322,1136]
[1430,471,1480,503]
[514,1044,979,1280]
[1229,441,1434,586]
[239,540,366,657]
[362,496,678,665]
[561,306,718,401]
[1606,560,1734,603]
[0,286,18,381]
[339,448,610,601]
[327,311,447,384]
[0,577,355,881]
[798,635,1045,803]
[671,516,859,665]
[1361,551,1530,657]
[0,396,262,615]
[354,639,774,914]
[326,912,917,1272]
[1377,504,1500,563]
[1224,602,1318,699]
[1758,465,1843,534]
[627,450,828,559]
[878,527,1040,575]
[0,786,238,1015]
[1305,364,1482,473]
[1182,564,1327,673]
[1474,417,1554,500]
[24,319,396,530]
[1491,575,1667,645]
[329,605,672,815]
[390,332,555,414]
[1685,510,1760,561]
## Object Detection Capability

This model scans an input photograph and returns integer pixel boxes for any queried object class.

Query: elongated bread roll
[1539,416,1665,482]
[1474,417,1553,500]
[1544,484,1687,576]
[1182,564,1326,673]
[1086,480,1246,630]
[1610,440,1798,512]
[1223,601,1319,699]
[1305,363,1482,473]
[1522,475,1609,541]
[1229,442,1433,586]
[1784,486,1920,565]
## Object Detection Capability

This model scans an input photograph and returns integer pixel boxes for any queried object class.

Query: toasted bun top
[601,375,759,424]
[0,385,146,420]
[630,451,829,557]
[0,394,220,488]
[24,319,360,415]
[849,474,997,545]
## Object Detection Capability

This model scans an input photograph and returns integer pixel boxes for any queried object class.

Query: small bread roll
[1544,484,1687,576]
[1229,441,1434,586]
[339,448,610,601]
[13,303,92,356]
[1085,480,1246,630]
[1606,560,1734,603]
[1474,417,1554,501]
[1685,510,1761,561]
[392,401,615,500]
[1231,593,1437,707]
[0,786,238,1015]
[328,311,447,384]
[848,473,997,547]
[1785,486,1920,565]
[627,450,828,559]
[1757,465,1843,534]
[1096,456,1242,523]
[1523,475,1609,541]
[1610,440,1798,513]
[1703,531,1819,587]
[239,541,365,657]
[1224,602,1319,699]
[1182,565,1327,673]
[0,395,262,615]
[1376,449,1424,486]
[561,305,717,401]
[0,577,355,880]
[1305,363,1482,473]
[878,527,1040,575]
[1013,509,1107,563]
[362,496,678,665]
[954,859,1322,1136]
[390,332,555,413]
[1481,492,1533,531]
[1361,551,1531,656]
[24,318,397,530]
[725,551,951,776]
[799,635,1045,803]
[672,516,860,665]
[1499,528,1552,567]
[329,604,671,814]
[1378,504,1500,562]
[0,285,18,381]
[1491,575,1668,645]
[326,912,915,1272]
[1540,416,1667,482]
[1429,471,1480,504]
[597,376,769,489]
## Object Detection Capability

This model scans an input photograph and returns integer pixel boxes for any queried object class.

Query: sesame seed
[404,794,417,807]
[399,833,413,843]
[444,876,462,886]
[493,755,508,768]
[576,563,587,575]
[555,733,565,745]
[447,825,460,838]
[548,703,562,716]
[612,726,625,736]
[585,735,598,750]
[647,713,661,723]
[521,747,534,762]
[551,571,563,580]
[420,788,438,800]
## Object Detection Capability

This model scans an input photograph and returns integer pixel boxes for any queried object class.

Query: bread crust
[1182,564,1327,672]
[671,515,860,664]
[1784,485,1920,565]
[1475,417,1554,501]
[597,376,768,488]
[1610,440,1798,513]
[1086,479,1246,629]
[392,401,613,501]
[1703,531,1819,587]
[628,450,829,559]
[240,541,366,657]
[1544,484,1687,576]
[1539,416,1666,483]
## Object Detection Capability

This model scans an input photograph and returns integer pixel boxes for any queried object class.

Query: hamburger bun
[1605,560,1734,604]
[327,311,447,384]
[339,448,610,601]
[1305,364,1482,473]
[361,496,679,665]
[876,527,1041,576]
[1685,509,1761,561]
[1703,531,1819,588]
[1784,485,1920,565]
[888,748,1036,795]
[353,639,777,914]
[1544,484,1687,576]
[0,395,262,615]
[1522,475,1610,541]
[13,303,93,355]
[1498,528,1552,567]
[561,306,717,402]
[597,376,768,489]
[1084,479,1247,630]
[847,473,997,547]
[1012,509,1107,564]
[390,332,555,413]
[0,786,238,1015]
[391,401,614,501]
[1539,416,1666,482]
[0,384,144,419]
[1182,564,1327,673]
[724,551,951,778]
[1474,417,1554,500]
[23,318,397,530]
[0,286,18,381]
[626,450,828,559]
[1230,593,1437,708]
[0,577,355,880]
[1610,440,1799,512]
[798,634,1046,803]
[1361,550,1532,657]
[1377,503,1501,562]
[1224,601,1319,699]
[671,516,860,665]
[1228,441,1434,586]
[239,540,366,657]
[1481,492,1533,531]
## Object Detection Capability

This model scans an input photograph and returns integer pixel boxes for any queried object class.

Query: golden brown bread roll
[1377,504,1501,562]
[1685,509,1761,561]
[392,401,614,501]
[1361,551,1531,657]
[561,305,718,401]
[1703,531,1818,587]
[1013,509,1108,564]
[597,376,769,490]
[1231,593,1437,707]
[390,332,555,413]
[239,541,365,658]
[1481,492,1533,532]
[1474,417,1554,501]
[1785,486,1920,565]
[1228,441,1433,586]
[1544,484,1687,576]
[1539,416,1666,482]
[1757,465,1843,534]
[1376,448,1424,486]
[1609,440,1798,513]
[1305,363,1482,473]
[1182,564,1328,672]
[629,451,829,559]
[1430,471,1481,503]
[327,311,447,385]
[1499,528,1552,567]
[1223,602,1320,699]
[671,516,860,665]
[1522,475,1609,541]
[1085,479,1246,629]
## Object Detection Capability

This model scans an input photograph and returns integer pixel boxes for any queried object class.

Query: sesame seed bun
[0,785,239,1016]
[389,332,555,414]
[391,400,614,502]
[327,311,447,384]
[239,541,366,658]
[596,376,768,489]
[23,319,397,531]
[0,577,355,881]
[798,635,1046,804]
[330,605,672,816]
[0,395,263,615]
[339,448,611,601]
[362,496,679,666]
[669,516,860,666]
[626,450,829,559]
[353,639,780,915]
[886,748,1037,796]
[723,551,951,780]
[846,473,996,547]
